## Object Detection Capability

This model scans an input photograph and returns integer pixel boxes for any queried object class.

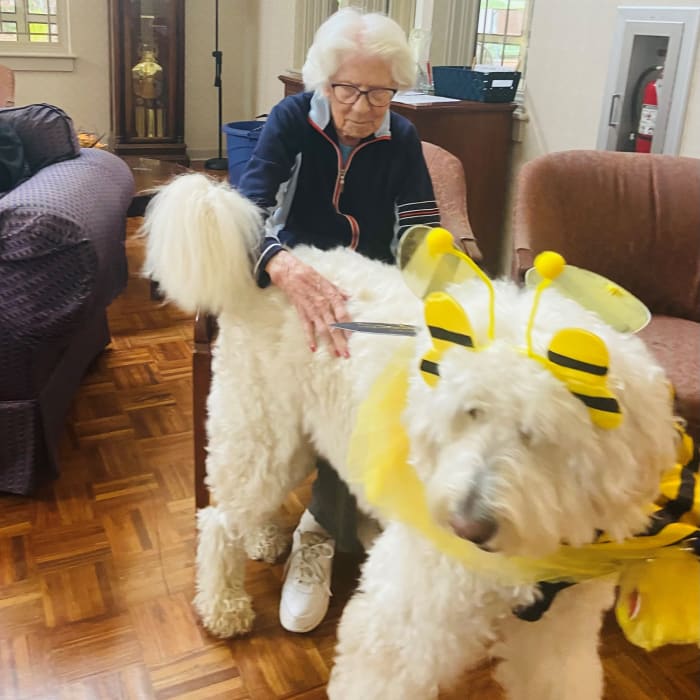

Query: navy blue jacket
[237,91,440,286]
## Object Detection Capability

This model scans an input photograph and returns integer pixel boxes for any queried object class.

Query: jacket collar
[308,90,391,140]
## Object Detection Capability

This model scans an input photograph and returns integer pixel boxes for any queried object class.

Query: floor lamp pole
[205,0,228,170]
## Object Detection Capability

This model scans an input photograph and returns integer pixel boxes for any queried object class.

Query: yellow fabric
[615,556,700,651]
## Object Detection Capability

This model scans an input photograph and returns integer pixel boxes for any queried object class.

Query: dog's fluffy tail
[142,172,262,315]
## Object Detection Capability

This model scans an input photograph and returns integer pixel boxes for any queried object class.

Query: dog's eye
[466,407,483,420]
[519,428,533,445]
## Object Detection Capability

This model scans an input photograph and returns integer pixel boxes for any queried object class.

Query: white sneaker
[279,524,335,633]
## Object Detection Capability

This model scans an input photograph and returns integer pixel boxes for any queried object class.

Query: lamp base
[205,156,228,171]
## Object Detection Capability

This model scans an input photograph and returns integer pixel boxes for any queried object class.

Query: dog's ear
[545,328,622,429]
[420,292,477,387]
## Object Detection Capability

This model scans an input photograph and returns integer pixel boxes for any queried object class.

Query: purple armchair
[0,103,134,494]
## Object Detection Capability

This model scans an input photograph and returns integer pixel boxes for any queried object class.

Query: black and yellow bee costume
[346,231,700,651]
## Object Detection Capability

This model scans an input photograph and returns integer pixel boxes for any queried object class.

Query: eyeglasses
[331,83,397,108]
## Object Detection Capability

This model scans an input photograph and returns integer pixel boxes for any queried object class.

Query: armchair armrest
[459,236,482,262]
[512,247,534,284]
[421,141,483,264]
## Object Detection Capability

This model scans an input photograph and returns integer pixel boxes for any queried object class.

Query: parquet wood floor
[0,219,697,699]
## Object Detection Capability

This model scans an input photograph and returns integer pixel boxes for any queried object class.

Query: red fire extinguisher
[635,76,662,153]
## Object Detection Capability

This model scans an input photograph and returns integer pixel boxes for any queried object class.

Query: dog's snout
[443,471,499,546]
[448,513,498,546]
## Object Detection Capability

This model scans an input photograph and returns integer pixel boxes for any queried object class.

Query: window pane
[507,9,524,36]
[477,41,521,68]
[28,21,49,41]
[479,41,500,64]
[1,0,61,45]
[28,0,49,13]
[0,19,17,40]
[502,43,521,69]
[479,5,524,37]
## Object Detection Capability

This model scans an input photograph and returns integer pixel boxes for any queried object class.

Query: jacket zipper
[310,119,390,251]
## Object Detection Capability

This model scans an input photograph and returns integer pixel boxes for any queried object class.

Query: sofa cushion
[0,121,29,192]
[639,315,700,442]
[0,103,79,175]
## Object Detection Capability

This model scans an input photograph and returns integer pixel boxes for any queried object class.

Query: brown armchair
[512,149,700,441]
[192,141,482,508]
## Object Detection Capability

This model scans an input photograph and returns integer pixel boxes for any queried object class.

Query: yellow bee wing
[525,265,650,333]
[397,225,476,299]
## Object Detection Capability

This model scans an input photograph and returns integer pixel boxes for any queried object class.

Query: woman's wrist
[265,249,294,286]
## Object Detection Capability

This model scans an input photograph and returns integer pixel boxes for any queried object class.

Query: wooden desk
[279,74,515,275]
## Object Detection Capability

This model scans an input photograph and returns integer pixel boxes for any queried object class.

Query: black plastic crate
[433,66,521,103]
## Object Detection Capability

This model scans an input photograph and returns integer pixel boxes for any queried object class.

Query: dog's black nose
[448,514,498,545]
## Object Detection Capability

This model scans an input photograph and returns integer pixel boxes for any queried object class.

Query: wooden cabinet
[279,74,515,275]
[109,0,188,163]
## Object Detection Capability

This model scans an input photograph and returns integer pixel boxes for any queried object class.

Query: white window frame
[0,0,74,72]
[474,0,530,72]
[427,0,532,88]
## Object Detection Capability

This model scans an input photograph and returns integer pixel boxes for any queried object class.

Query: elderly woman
[237,8,440,633]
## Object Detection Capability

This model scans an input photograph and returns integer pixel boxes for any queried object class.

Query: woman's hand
[266,251,351,357]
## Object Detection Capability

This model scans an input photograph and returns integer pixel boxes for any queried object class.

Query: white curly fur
[143,174,677,700]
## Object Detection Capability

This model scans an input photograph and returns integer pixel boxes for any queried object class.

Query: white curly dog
[143,173,677,700]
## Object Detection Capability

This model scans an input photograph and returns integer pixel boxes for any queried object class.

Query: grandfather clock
[109,0,188,163]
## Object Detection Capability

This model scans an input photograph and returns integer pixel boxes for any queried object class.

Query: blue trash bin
[223,119,266,186]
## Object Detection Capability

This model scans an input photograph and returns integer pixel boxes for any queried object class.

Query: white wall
[10,0,111,137]
[519,0,700,163]
[184,1,260,160]
[253,0,297,117]
[500,0,700,272]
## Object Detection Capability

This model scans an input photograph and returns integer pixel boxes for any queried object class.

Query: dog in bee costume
[142,173,699,700]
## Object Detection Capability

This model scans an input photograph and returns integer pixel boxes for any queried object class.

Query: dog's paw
[244,523,291,563]
[194,588,255,638]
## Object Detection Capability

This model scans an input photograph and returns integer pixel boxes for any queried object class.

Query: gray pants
[308,458,363,553]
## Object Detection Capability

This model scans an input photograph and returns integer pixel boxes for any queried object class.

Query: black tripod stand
[205,0,228,170]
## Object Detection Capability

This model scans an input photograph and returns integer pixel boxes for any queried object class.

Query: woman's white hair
[302,8,416,92]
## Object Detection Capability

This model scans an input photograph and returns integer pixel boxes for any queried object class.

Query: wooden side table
[124,156,186,217]
[278,74,515,275]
